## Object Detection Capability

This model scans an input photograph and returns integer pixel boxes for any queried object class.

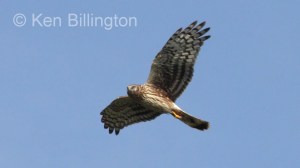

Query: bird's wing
[147,21,210,101]
[100,96,161,135]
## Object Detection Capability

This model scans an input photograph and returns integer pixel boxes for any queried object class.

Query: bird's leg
[172,111,182,119]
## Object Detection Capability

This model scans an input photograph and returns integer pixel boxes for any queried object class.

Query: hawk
[100,21,211,135]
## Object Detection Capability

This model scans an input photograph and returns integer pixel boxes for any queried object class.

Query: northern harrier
[100,21,210,135]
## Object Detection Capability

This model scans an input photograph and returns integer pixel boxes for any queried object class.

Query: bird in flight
[100,21,211,135]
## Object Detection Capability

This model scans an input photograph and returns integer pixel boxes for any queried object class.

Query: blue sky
[1,1,299,168]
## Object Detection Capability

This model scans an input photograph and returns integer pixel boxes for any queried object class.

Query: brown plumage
[100,21,210,135]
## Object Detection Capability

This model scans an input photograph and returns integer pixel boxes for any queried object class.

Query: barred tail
[172,110,209,131]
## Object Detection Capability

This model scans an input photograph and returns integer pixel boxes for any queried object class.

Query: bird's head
[127,84,141,98]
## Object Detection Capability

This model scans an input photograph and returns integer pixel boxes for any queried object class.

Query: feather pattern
[100,96,161,135]
[147,21,210,101]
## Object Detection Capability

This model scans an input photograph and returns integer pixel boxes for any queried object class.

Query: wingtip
[204,27,210,32]
[191,20,198,26]
[185,21,198,31]
[176,27,183,33]
[197,27,211,36]
[198,21,206,28]
[200,35,211,41]
[109,128,114,134]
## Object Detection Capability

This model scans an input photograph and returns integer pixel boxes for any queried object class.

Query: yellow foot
[172,111,182,119]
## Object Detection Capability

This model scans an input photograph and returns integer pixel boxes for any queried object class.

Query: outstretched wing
[147,21,210,101]
[100,96,161,135]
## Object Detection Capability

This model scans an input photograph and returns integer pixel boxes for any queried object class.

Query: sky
[1,0,299,168]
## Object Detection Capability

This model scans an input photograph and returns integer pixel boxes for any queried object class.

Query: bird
[100,21,211,135]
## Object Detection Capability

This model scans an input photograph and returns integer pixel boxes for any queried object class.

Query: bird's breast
[130,85,174,112]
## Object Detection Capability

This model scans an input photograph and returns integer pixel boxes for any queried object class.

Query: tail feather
[172,110,209,131]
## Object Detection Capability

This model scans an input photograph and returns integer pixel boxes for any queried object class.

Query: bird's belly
[138,94,173,113]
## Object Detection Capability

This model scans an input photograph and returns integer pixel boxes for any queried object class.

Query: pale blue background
[1,1,299,168]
